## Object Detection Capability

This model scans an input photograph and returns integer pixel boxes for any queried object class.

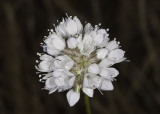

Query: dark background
[0,0,160,114]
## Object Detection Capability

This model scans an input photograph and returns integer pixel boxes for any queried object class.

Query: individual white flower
[36,15,127,107]
[37,54,55,72]
[44,33,66,56]
[55,16,83,38]
[94,29,108,46]
[88,28,109,46]
[108,49,125,62]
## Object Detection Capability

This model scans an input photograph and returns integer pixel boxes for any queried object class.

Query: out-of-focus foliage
[0,0,160,114]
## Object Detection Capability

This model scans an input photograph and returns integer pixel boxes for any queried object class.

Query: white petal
[67,89,80,106]
[54,55,74,70]
[54,56,66,68]
[94,34,104,45]
[100,68,119,79]
[76,34,82,43]
[98,58,114,68]
[49,88,57,94]
[38,61,52,72]
[92,76,102,88]
[53,61,61,69]
[58,88,63,92]
[64,59,74,70]
[52,37,65,50]
[66,20,77,36]
[55,77,65,87]
[42,73,52,80]
[55,17,82,37]
[100,69,110,78]
[81,34,95,56]
[56,23,68,37]
[108,49,125,61]
[83,88,94,97]
[53,69,64,77]
[76,34,83,52]
[89,30,96,38]
[40,54,53,61]
[97,29,107,34]
[98,37,109,48]
[73,16,83,33]
[83,34,93,46]
[106,40,119,51]
[101,80,113,91]
[67,37,77,49]
[83,76,89,87]
[84,23,93,33]
[47,47,60,56]
[88,63,99,74]
[44,35,53,45]
[55,55,66,61]
[45,77,56,89]
[46,33,65,51]
[97,48,108,59]
[84,73,102,89]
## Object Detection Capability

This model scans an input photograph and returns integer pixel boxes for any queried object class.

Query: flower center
[63,48,100,92]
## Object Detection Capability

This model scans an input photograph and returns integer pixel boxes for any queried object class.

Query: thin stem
[84,94,91,114]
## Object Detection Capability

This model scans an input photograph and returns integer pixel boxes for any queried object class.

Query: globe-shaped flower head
[36,15,126,106]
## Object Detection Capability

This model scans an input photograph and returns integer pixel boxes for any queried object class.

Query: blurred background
[0,0,160,114]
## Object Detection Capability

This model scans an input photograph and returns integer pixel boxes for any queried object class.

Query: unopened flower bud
[67,37,77,49]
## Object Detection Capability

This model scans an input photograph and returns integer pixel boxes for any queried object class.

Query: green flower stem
[84,94,91,114]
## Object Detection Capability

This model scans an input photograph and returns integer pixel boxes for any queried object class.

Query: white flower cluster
[36,15,126,107]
